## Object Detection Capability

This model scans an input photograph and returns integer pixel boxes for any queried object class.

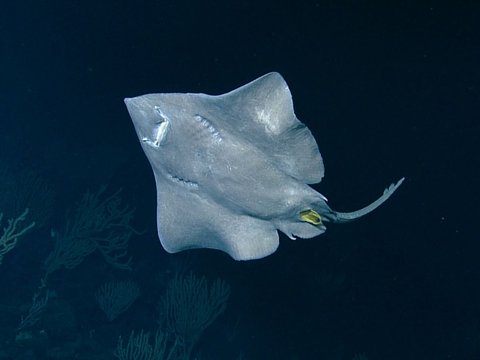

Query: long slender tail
[325,177,405,223]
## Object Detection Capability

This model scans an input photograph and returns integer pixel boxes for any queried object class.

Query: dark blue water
[0,1,478,359]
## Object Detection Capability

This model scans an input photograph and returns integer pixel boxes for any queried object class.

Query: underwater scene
[1,1,478,359]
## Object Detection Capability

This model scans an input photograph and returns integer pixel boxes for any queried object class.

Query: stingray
[125,72,404,260]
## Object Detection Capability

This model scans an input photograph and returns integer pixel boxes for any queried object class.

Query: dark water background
[0,1,479,359]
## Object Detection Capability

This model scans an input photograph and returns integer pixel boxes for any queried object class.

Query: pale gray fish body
[125,72,403,260]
